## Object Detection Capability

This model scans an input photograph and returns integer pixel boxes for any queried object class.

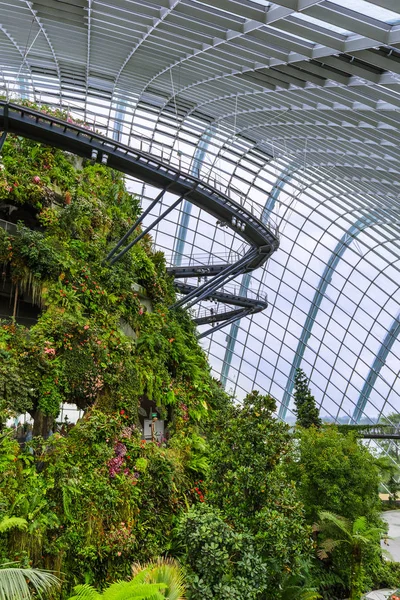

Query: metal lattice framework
[1,0,400,425]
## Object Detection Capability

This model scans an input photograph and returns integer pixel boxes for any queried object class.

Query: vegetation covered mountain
[0,114,214,436]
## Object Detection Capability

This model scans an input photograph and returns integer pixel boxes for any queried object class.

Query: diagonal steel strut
[170,248,258,310]
[109,193,186,265]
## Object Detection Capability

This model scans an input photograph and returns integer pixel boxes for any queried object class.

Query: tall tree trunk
[349,553,363,600]
[31,409,54,438]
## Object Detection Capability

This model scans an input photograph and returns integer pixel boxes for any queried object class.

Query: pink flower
[84,324,89,330]
[139,307,144,315]
[117,551,121,556]
[32,175,41,184]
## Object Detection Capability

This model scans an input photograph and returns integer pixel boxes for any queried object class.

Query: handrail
[164,249,243,267]
[0,101,279,338]
[0,100,279,237]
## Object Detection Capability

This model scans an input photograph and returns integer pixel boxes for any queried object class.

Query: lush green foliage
[207,391,311,568]
[0,117,222,589]
[288,425,395,599]
[293,369,321,429]
[315,511,386,600]
[176,391,312,599]
[0,123,213,434]
[291,425,382,525]
[0,102,398,600]
[178,505,269,600]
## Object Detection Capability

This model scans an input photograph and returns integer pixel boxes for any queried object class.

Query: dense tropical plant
[180,391,312,598]
[69,559,184,600]
[177,504,269,600]
[289,425,382,525]
[131,558,185,600]
[314,511,387,600]
[69,581,167,600]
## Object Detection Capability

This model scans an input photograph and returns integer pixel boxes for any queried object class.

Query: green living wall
[0,105,397,600]
[0,108,312,598]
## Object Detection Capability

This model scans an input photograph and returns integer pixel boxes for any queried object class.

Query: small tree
[206,390,312,596]
[294,369,322,428]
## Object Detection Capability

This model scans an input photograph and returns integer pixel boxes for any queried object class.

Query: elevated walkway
[0,101,279,337]
[338,424,400,439]
[186,282,268,339]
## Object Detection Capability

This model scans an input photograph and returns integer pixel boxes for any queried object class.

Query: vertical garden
[0,105,399,600]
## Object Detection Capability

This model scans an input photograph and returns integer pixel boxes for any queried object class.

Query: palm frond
[102,581,167,600]
[0,567,60,600]
[131,558,185,600]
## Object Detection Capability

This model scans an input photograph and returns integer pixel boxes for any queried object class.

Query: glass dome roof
[1,0,400,424]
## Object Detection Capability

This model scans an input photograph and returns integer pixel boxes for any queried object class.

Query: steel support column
[221,166,293,388]
[352,311,400,423]
[279,217,373,420]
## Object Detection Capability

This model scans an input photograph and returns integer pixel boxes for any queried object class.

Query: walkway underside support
[108,194,185,265]
[194,307,245,326]
[105,188,167,262]
[197,308,253,340]
[175,281,268,339]
[170,248,258,310]
[167,263,228,278]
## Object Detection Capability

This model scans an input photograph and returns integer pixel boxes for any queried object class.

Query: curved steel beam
[352,311,400,424]
[278,216,373,420]
[173,126,215,266]
[221,165,294,387]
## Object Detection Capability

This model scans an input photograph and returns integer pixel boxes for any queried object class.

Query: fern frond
[69,583,102,600]
[316,511,352,541]
[0,517,28,533]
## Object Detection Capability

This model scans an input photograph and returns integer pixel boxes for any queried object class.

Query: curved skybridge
[0,102,279,337]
